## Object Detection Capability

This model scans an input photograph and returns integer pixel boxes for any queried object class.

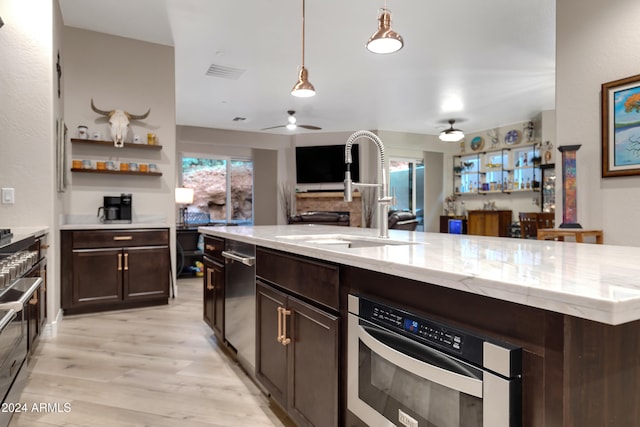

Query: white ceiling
[58,0,556,136]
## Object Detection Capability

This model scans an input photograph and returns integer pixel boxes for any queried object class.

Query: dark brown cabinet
[25,261,46,353]
[203,236,225,341]
[203,256,224,340]
[467,210,512,237]
[61,229,170,315]
[256,249,339,427]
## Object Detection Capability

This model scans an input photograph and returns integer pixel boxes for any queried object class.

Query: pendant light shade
[291,66,315,98]
[291,0,315,97]
[439,120,465,142]
[366,8,403,54]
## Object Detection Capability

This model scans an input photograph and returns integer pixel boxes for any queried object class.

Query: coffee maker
[98,193,132,224]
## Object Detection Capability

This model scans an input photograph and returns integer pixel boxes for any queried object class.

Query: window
[181,156,253,225]
[389,158,424,231]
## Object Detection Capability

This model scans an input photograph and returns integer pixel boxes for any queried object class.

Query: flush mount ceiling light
[366,0,404,54]
[291,0,315,98]
[439,120,465,142]
[286,114,297,130]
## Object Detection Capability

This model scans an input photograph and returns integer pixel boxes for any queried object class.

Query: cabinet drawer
[203,236,225,262]
[257,248,339,311]
[71,229,169,249]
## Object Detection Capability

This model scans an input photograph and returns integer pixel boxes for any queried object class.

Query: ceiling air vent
[232,117,246,122]
[206,64,245,80]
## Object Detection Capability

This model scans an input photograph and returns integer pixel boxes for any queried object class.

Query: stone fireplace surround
[295,191,362,227]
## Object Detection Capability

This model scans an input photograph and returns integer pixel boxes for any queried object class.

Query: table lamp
[175,187,194,226]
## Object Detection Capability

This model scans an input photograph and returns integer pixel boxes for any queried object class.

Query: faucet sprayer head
[344,165,353,202]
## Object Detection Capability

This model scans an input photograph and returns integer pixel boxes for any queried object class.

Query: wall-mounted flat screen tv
[295,144,359,184]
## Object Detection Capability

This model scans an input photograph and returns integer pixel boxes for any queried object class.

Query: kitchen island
[199,224,640,427]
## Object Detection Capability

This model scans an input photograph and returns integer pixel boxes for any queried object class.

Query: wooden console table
[537,228,604,244]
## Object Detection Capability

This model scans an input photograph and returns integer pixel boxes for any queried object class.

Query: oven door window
[355,317,484,427]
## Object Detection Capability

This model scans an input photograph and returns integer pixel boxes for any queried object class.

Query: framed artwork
[601,73,640,177]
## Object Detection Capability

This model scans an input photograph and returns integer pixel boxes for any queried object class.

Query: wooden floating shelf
[71,138,162,150]
[70,168,162,177]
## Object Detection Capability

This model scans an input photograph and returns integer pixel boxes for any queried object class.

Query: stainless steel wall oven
[348,294,522,427]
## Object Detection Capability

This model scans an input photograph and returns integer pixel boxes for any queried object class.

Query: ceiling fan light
[291,66,316,97]
[366,9,403,54]
[439,120,465,142]
[286,123,297,130]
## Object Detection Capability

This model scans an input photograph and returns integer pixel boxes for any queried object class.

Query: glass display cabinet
[540,164,556,213]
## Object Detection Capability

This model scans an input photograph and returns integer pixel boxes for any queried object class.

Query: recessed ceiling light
[441,96,463,112]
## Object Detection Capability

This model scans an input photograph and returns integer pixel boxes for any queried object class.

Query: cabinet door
[287,296,339,427]
[256,281,288,407]
[467,212,485,235]
[485,212,501,237]
[209,259,225,340]
[124,246,169,300]
[71,248,122,306]
[203,257,216,329]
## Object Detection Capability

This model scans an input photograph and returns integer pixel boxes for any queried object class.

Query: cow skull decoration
[90,99,150,147]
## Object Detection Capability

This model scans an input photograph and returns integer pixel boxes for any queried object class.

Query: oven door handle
[0,310,17,334]
[355,316,483,398]
[0,277,43,313]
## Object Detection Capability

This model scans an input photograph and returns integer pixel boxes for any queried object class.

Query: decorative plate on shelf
[505,130,521,146]
[470,136,484,151]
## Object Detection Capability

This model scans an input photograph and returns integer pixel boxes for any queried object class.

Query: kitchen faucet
[344,130,392,239]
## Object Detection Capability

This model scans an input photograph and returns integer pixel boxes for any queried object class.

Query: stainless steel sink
[276,234,415,249]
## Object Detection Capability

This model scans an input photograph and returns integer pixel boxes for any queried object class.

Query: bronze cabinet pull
[206,269,214,290]
[113,236,133,241]
[124,253,129,271]
[117,253,122,271]
[281,309,292,346]
[277,307,283,343]
[205,244,216,251]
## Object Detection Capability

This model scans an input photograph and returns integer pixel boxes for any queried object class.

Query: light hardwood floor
[9,278,294,427]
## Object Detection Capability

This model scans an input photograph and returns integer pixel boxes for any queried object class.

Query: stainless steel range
[0,230,43,427]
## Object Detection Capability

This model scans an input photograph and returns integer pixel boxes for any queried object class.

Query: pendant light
[366,0,404,54]
[439,120,465,142]
[291,0,315,97]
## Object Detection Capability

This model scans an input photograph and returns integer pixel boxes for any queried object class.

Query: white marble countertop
[199,224,640,326]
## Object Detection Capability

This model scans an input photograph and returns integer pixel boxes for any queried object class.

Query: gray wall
[253,149,278,225]
[423,151,444,232]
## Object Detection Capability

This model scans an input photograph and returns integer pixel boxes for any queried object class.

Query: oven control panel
[368,303,465,354]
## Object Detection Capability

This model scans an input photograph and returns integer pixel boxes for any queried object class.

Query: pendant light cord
[301,0,306,68]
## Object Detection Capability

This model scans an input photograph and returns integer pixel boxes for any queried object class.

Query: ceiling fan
[261,110,322,131]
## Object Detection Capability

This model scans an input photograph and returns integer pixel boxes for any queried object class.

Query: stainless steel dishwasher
[222,240,256,376]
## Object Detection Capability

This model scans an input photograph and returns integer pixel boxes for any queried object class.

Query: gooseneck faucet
[344,130,392,239]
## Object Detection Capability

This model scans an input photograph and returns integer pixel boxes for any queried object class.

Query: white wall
[0,1,55,226]
[0,0,62,334]
[62,27,176,225]
[557,0,640,246]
